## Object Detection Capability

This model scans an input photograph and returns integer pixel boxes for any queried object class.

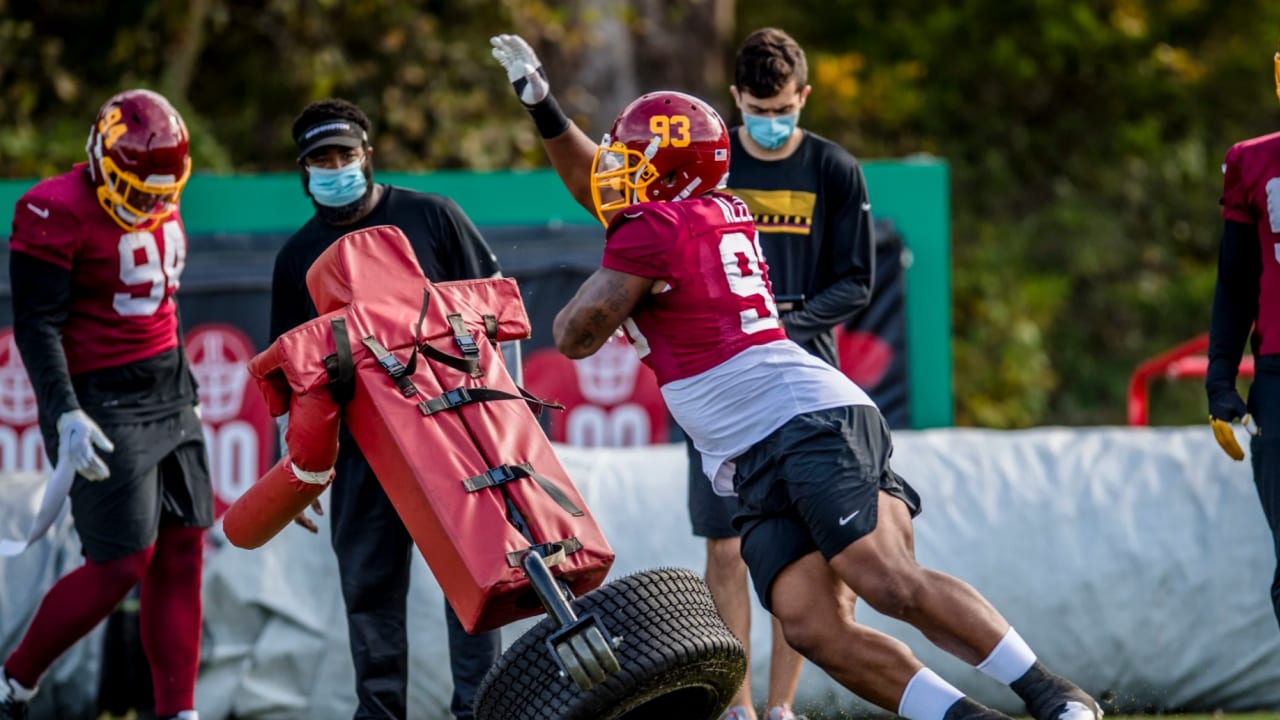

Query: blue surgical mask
[743,113,798,151]
[307,159,368,207]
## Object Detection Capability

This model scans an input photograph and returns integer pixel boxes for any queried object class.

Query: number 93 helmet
[85,89,192,231]
[590,91,730,225]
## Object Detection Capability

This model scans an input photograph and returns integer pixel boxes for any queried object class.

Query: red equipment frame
[1126,333,1255,425]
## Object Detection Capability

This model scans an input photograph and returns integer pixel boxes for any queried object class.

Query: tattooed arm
[553,268,655,359]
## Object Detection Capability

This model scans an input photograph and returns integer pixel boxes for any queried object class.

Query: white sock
[976,626,1037,685]
[898,667,966,720]
[173,711,199,720]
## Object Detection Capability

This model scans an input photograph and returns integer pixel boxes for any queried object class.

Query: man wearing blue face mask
[687,27,877,720]
[269,98,503,720]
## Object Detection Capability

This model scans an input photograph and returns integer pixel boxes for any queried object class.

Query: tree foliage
[2,0,1277,427]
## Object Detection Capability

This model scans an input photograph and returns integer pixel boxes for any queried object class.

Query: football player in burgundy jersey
[492,34,1102,720]
[1,90,210,720]
[1207,49,1280,631]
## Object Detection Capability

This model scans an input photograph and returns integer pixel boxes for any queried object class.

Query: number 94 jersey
[10,164,185,375]
[601,192,787,386]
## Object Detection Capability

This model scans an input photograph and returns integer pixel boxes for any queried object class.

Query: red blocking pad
[236,225,614,632]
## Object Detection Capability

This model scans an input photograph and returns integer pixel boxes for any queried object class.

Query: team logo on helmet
[0,331,37,427]
[86,89,192,231]
[589,91,731,225]
[186,325,254,424]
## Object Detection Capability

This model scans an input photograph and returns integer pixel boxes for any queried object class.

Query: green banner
[0,160,951,427]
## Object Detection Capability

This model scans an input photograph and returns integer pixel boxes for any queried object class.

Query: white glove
[490,34,550,106]
[56,409,114,481]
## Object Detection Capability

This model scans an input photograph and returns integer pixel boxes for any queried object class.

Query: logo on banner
[0,329,47,473]
[185,324,273,516]
[835,328,894,390]
[523,336,668,447]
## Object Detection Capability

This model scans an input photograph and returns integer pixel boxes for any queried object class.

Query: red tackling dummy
[223,225,614,632]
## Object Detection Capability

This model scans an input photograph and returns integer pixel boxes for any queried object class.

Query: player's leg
[1247,369,1280,628]
[790,406,1099,720]
[3,424,170,710]
[763,611,808,720]
[741,510,1007,720]
[687,434,757,720]
[444,601,500,720]
[139,426,212,719]
[329,442,413,720]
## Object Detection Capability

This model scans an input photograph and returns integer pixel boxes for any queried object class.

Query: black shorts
[67,405,213,563]
[732,405,921,611]
[686,435,740,539]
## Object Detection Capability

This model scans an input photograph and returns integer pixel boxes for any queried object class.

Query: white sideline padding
[0,472,103,718]
[4,425,1279,718]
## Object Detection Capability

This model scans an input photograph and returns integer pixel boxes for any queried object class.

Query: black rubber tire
[474,567,747,720]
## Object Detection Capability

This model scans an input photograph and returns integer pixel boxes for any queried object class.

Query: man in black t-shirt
[270,99,502,720]
[683,29,876,720]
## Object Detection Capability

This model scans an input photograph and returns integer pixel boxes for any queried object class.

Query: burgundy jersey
[601,192,788,385]
[9,164,186,375]
[1222,131,1280,355]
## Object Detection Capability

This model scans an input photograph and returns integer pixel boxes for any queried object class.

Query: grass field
[804,715,1280,720]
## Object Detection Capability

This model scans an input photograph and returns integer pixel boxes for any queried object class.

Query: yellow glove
[1210,413,1258,461]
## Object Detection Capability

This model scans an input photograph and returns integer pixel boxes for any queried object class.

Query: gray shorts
[732,405,921,611]
[67,406,213,563]
[686,434,740,539]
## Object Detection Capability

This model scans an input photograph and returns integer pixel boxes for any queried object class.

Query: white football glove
[56,409,114,481]
[490,34,550,106]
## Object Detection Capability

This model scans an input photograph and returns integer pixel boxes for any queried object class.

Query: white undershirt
[660,340,874,496]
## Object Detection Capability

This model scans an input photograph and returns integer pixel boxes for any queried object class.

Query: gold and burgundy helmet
[86,89,191,231]
[589,91,730,225]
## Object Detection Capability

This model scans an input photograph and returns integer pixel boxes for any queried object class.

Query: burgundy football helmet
[85,89,191,231]
[590,91,730,224]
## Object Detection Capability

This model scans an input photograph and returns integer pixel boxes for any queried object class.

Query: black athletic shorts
[686,434,740,539]
[732,405,921,611]
[66,405,213,563]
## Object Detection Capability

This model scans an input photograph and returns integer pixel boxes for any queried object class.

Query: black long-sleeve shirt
[1206,219,1262,398]
[725,129,875,368]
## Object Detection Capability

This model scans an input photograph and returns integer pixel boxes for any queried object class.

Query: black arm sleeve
[269,248,307,343]
[783,162,875,345]
[10,251,79,421]
[1206,219,1261,397]
[438,198,502,280]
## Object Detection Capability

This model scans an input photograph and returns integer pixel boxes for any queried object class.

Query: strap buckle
[485,465,517,485]
[443,387,471,408]
[454,333,479,356]
[376,352,408,378]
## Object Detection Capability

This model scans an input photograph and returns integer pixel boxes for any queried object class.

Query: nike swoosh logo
[623,211,643,219]
[861,202,872,212]
[26,203,49,219]
[838,510,860,526]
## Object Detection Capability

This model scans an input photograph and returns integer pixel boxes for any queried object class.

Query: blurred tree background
[1,0,1277,428]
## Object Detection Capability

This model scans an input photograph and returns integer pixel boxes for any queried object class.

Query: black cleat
[943,696,1015,720]
[942,696,1008,717]
[1012,662,1103,720]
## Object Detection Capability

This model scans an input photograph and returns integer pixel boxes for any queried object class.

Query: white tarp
[3,425,1279,718]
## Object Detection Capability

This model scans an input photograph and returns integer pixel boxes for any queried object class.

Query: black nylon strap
[417,386,564,417]
[361,336,420,399]
[463,462,584,517]
[505,537,584,569]
[405,289,431,378]
[325,318,356,405]
[417,340,480,375]
[448,313,480,358]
